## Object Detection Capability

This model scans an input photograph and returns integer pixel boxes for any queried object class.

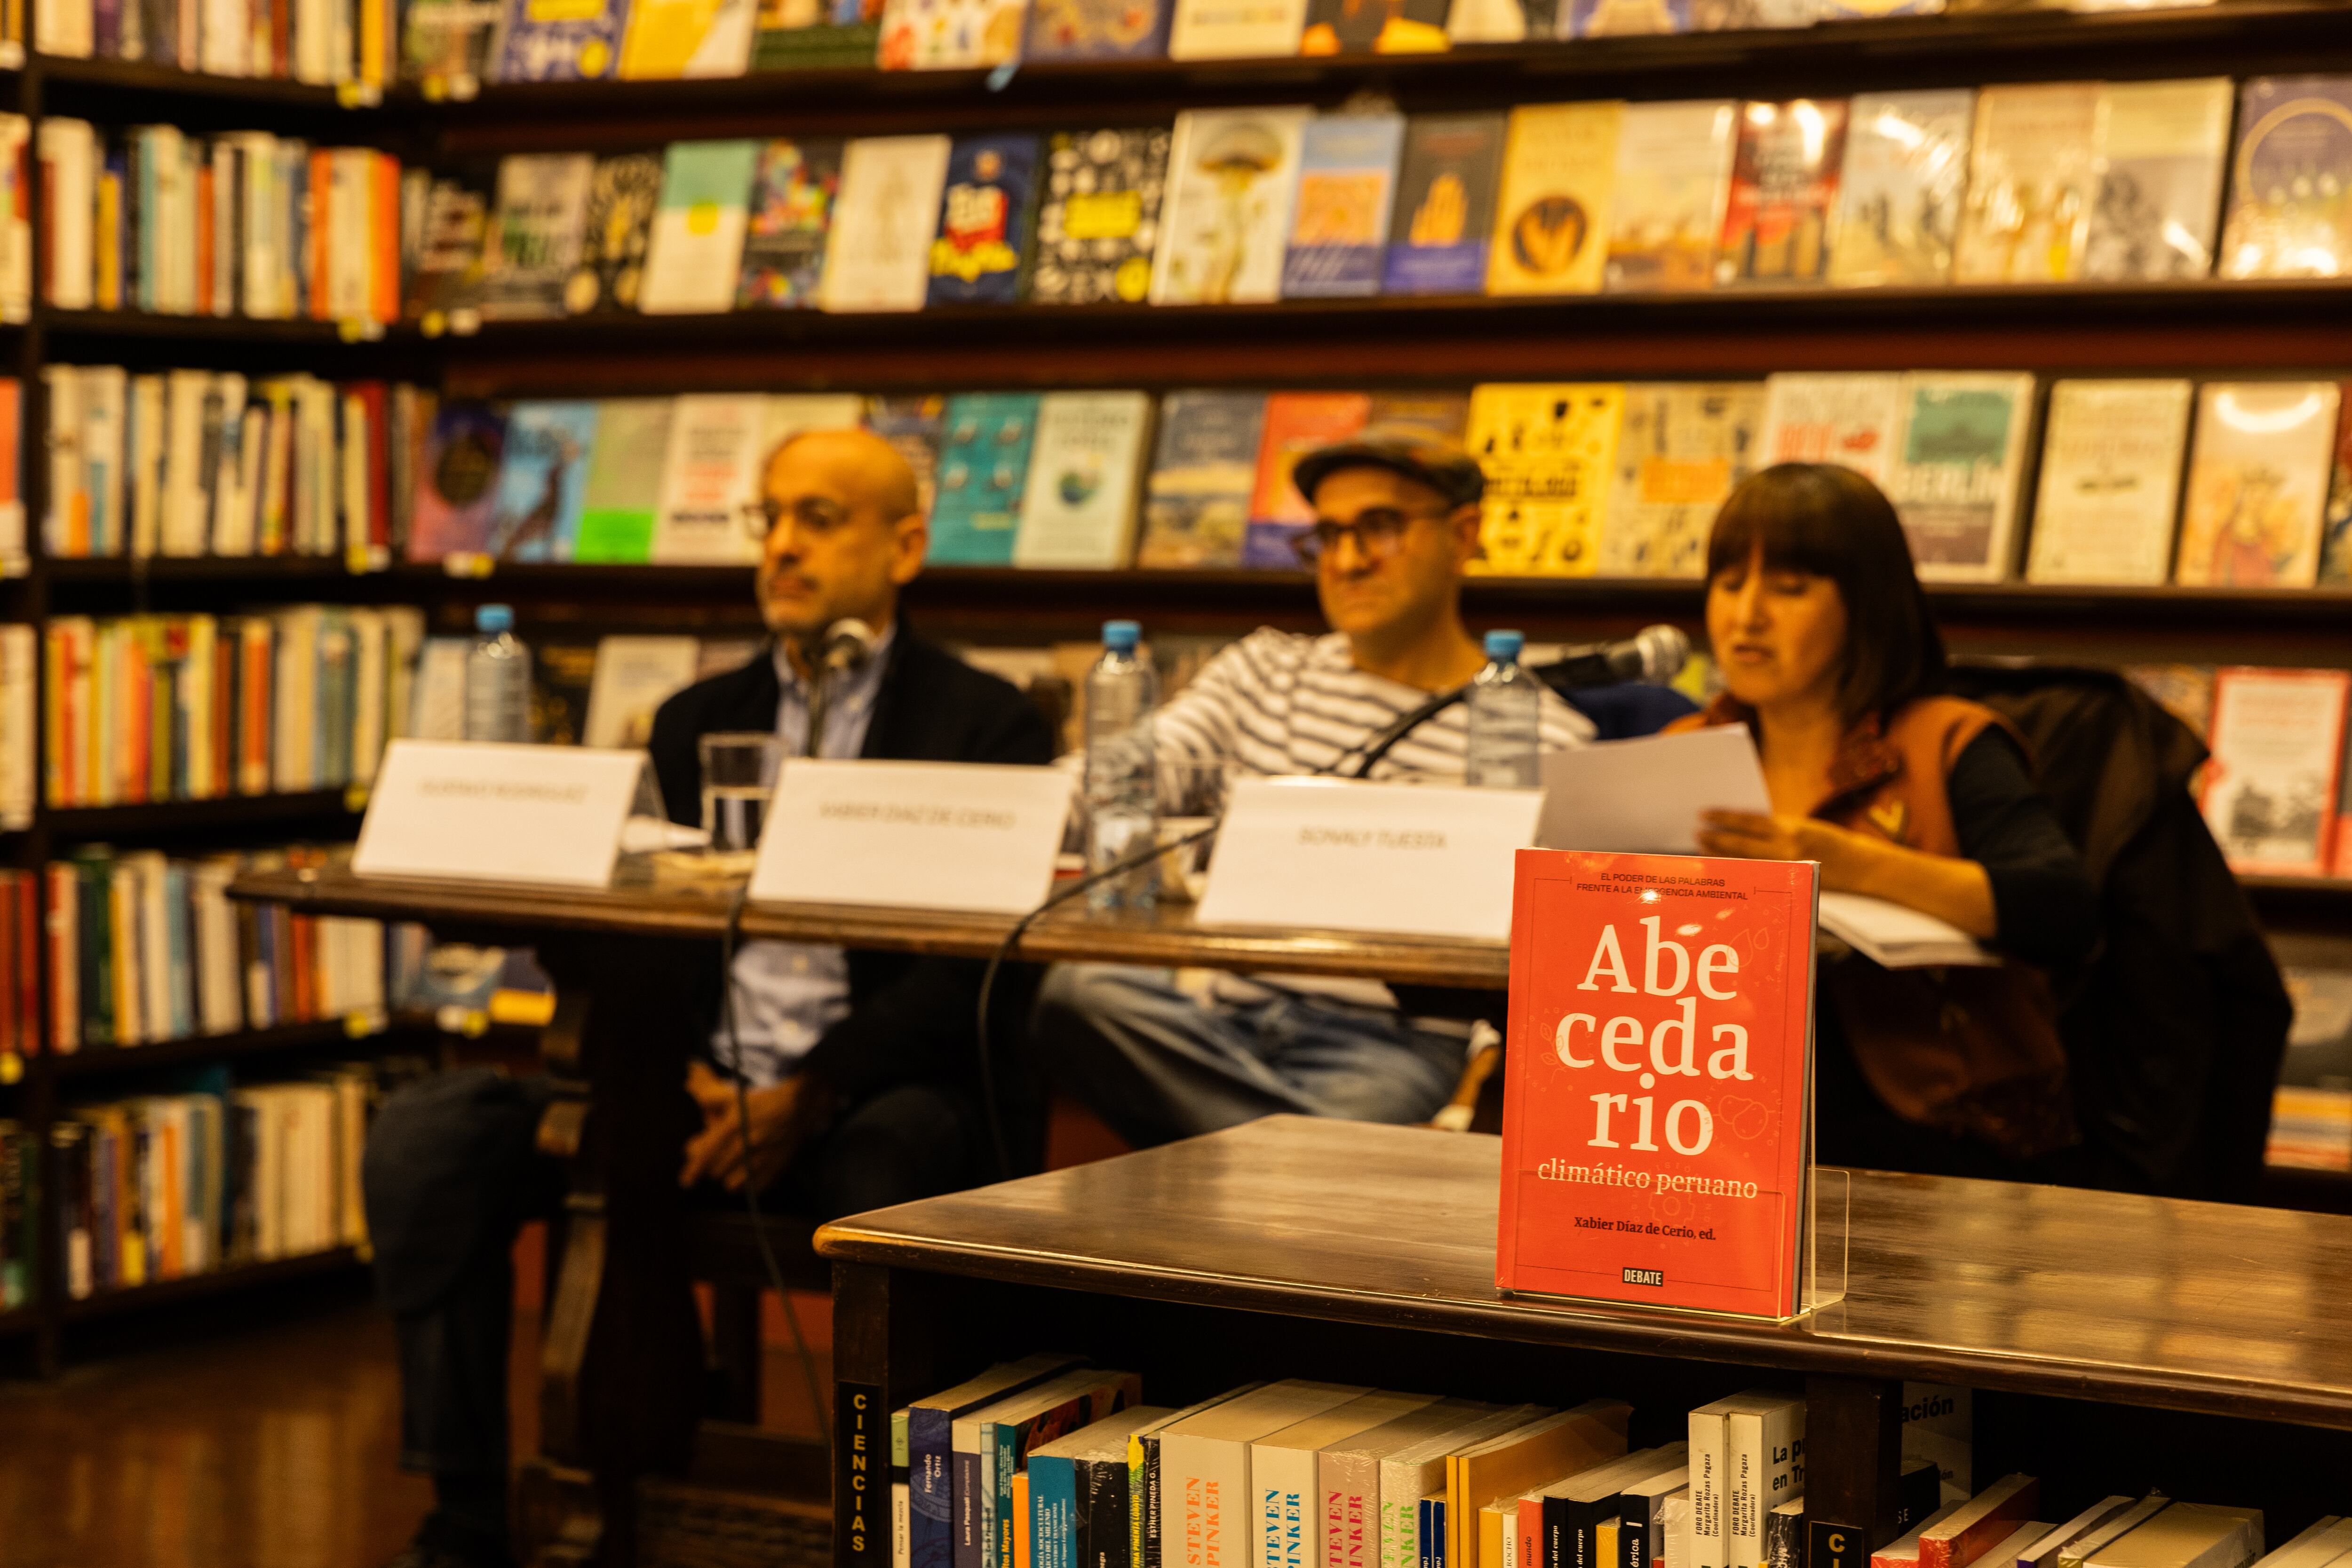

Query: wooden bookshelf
[54,1244,367,1323]
[40,789,364,839]
[45,1013,424,1078]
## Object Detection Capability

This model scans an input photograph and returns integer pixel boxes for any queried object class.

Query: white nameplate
[353,739,649,888]
[1196,776,1545,942]
[750,759,1076,916]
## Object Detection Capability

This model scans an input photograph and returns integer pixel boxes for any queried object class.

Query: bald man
[362,428,1054,1568]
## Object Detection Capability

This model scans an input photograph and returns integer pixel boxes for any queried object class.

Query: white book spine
[1165,1433,1252,1568]
[894,1481,913,1568]
[1689,1410,1727,1568]
[1726,1406,1802,1568]
[1256,1446,1319,1568]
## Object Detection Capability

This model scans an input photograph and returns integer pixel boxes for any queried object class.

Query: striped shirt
[1158,628,1595,782]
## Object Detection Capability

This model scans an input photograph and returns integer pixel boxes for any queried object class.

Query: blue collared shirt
[710,625,896,1088]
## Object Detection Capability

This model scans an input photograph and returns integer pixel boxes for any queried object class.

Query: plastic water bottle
[1465,629,1541,789]
[463,603,533,744]
[1084,619,1160,912]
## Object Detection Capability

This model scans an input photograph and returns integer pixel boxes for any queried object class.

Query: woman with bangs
[1673,463,2102,1180]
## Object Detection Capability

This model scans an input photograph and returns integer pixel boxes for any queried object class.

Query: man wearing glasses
[1028,432,1595,1148]
[365,426,1053,1568]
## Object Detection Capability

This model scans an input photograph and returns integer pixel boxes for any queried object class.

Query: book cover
[752,0,882,66]
[1282,113,1406,298]
[403,0,502,83]
[737,137,843,309]
[865,393,948,515]
[573,396,673,563]
[1885,372,2036,583]
[1026,127,1171,306]
[405,403,506,561]
[1319,1402,1499,1568]
[2023,379,2194,586]
[1383,112,1506,296]
[583,635,701,747]
[2174,381,2339,587]
[2082,78,2231,282]
[639,139,759,315]
[1254,1393,1440,1568]
[1442,0,1557,41]
[912,1356,1093,1568]
[475,153,595,321]
[1827,90,1974,288]
[1494,849,1820,1319]
[822,134,954,312]
[2322,384,2352,587]
[1166,0,1307,59]
[650,392,766,564]
[1137,390,1269,568]
[1021,0,1169,58]
[1756,372,1904,486]
[1715,98,1848,287]
[928,393,1042,566]
[1163,1384,1373,1568]
[2219,76,2352,279]
[1598,382,1764,578]
[1916,1477,2040,1568]
[1464,382,1625,576]
[929,132,1043,307]
[617,0,758,74]
[1447,1403,1632,1568]
[877,0,1025,65]
[1152,107,1312,305]
[564,152,662,315]
[1951,83,2099,284]
[1722,1395,1803,1568]
[491,0,627,79]
[1242,390,1370,568]
[1487,102,1621,296]
[1565,0,1682,33]
[404,170,496,326]
[1603,99,1735,293]
[1014,391,1154,569]
[489,401,598,561]
[1298,0,1449,54]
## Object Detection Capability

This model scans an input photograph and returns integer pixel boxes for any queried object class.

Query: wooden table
[818,1116,2352,1568]
[227,863,1510,1567]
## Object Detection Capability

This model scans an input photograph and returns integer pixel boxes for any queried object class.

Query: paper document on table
[1535,726,1772,852]
[1816,891,1996,968]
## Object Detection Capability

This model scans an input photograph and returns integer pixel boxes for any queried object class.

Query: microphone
[813,617,875,674]
[1532,625,1690,692]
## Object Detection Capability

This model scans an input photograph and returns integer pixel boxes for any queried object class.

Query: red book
[1496,849,1819,1320]
[1917,1475,2040,1568]
[1715,99,1849,288]
[14,874,36,1059]
[1243,391,1371,567]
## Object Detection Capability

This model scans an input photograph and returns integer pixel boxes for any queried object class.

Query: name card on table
[353,739,648,888]
[1195,777,1545,942]
[750,760,1076,915]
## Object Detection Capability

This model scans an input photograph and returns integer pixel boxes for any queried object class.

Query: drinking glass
[699,732,786,853]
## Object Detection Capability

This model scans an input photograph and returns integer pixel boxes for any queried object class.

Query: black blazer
[647,626,1058,1104]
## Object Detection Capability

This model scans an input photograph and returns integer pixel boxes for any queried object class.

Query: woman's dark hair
[1703,462,1947,725]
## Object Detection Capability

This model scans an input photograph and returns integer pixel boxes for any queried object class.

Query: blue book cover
[908,1357,1086,1568]
[927,393,1041,566]
[491,0,629,80]
[491,401,600,561]
[1020,0,1168,60]
[1382,112,1506,296]
[1282,114,1406,299]
[928,134,1042,308]
[1028,1454,1077,1568]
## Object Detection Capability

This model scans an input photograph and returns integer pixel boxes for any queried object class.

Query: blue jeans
[1028,965,1470,1148]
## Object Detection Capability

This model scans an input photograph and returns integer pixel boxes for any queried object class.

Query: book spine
[1324,1453,1373,1568]
[1097,1456,1133,1568]
[1689,1413,1725,1568]
[1763,1511,1799,1568]
[1624,1514,1648,1568]
[910,1410,955,1568]
[1726,1415,1761,1568]
[1143,1433,1167,1568]
[1261,1449,1313,1568]
[1033,1456,1075,1568]
[893,1411,914,1568]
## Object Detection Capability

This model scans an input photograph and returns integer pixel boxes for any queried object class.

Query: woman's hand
[1696,810,1876,885]
[1696,809,2000,940]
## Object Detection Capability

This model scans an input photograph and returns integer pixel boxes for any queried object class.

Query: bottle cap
[1484,629,1525,662]
[1102,619,1141,652]
[476,603,515,634]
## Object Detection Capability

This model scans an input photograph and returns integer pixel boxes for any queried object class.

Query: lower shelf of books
[45,1014,433,1079]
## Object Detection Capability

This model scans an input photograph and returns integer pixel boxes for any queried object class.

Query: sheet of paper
[354,739,647,887]
[1196,776,1543,942]
[1536,726,1772,853]
[750,759,1075,915]
[1816,891,1995,967]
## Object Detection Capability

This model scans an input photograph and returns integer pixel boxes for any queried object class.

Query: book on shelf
[910,1357,1093,1568]
[752,0,882,66]
[737,137,843,309]
[1884,371,2037,584]
[1249,1392,1438,1568]
[1715,98,1848,288]
[1026,1406,1176,1568]
[1242,390,1371,568]
[929,393,1044,566]
[1298,0,1445,52]
[876,0,1025,65]
[2199,665,2349,878]
[1487,102,1621,297]
[2174,382,2340,588]
[1597,381,1762,578]
[2326,383,2352,588]
[1451,1402,1631,1568]
[2081,78,2232,282]
[45,0,391,82]
[1465,382,1625,575]
[1952,83,2099,284]
[822,135,955,313]
[1165,1383,1375,1568]
[964,1368,1144,1568]
[1281,113,1407,300]
[2270,965,2352,1171]
[1756,372,1905,486]
[1020,0,1169,58]
[1603,100,1735,294]
[1136,390,1269,569]
[477,152,596,320]
[1827,90,1974,288]
[2219,76,2352,280]
[649,393,770,563]
[929,132,1045,307]
[572,396,674,562]
[1166,0,1306,60]
[488,401,599,562]
[617,0,758,75]
[410,401,509,559]
[490,0,628,79]
[1013,392,1155,569]
[867,393,949,515]
[1026,128,1170,307]
[402,0,501,84]
[1152,107,1313,306]
[2025,379,2195,587]
[568,152,663,315]
[581,635,703,748]
[639,139,761,315]
[1896,1384,1971,1507]
[1383,113,1507,297]
[1443,0,1557,41]
[405,169,496,326]
[0,872,35,1072]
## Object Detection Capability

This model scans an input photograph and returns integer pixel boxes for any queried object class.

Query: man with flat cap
[364,427,1054,1568]
[1028,431,1595,1147]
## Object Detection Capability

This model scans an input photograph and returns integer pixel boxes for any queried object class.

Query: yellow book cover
[1597,1519,1619,1568]
[617,0,756,77]
[94,173,119,311]
[1465,383,1627,575]
[1487,102,1621,296]
[1447,1400,1629,1568]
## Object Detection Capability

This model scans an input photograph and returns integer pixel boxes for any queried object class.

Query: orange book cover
[373,155,403,325]
[1495,849,1817,1319]
[1243,391,1371,567]
[290,913,317,1022]
[196,161,215,313]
